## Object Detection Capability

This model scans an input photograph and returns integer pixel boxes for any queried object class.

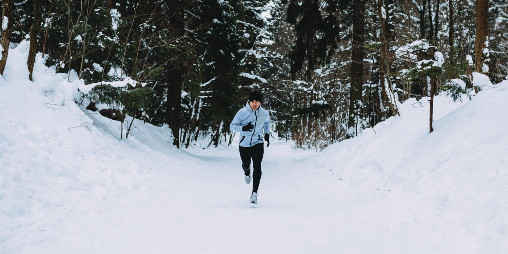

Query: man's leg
[239,146,252,176]
[251,143,264,193]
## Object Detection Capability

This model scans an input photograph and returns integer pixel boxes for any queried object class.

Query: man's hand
[264,133,270,147]
[242,122,254,132]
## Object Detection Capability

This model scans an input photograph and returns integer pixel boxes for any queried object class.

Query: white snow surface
[1,43,508,254]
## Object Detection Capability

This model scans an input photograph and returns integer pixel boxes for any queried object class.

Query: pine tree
[234,0,270,91]
[348,0,366,136]
[287,0,339,80]
[284,0,345,148]
[199,0,242,147]
[263,0,296,141]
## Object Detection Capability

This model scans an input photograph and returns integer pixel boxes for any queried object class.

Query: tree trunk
[427,0,434,42]
[349,0,366,135]
[474,0,489,73]
[386,0,395,42]
[434,0,440,42]
[166,59,184,148]
[429,77,436,133]
[448,0,455,64]
[41,4,53,58]
[166,12,186,148]
[378,0,399,117]
[28,0,42,81]
[120,5,138,78]
[62,2,71,74]
[0,0,14,75]
[106,0,114,9]
[419,0,427,39]
[79,1,91,79]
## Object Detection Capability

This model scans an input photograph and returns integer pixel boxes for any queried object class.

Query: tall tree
[287,0,339,81]
[474,0,489,73]
[27,0,42,81]
[285,0,344,147]
[417,0,427,39]
[200,0,242,147]
[488,0,507,82]
[264,0,297,141]
[0,0,14,75]
[349,0,366,135]
[234,0,270,93]
[433,0,440,42]
[377,0,398,118]
[448,0,455,64]
[165,1,187,148]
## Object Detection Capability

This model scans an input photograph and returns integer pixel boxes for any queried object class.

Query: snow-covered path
[46,143,358,254]
[0,127,393,254]
[33,146,366,254]
[2,113,505,254]
[5,140,427,254]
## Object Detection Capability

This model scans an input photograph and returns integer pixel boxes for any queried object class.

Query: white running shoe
[249,192,258,204]
[243,166,251,184]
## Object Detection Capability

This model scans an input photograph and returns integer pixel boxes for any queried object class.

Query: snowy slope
[313,79,508,253]
[1,43,508,253]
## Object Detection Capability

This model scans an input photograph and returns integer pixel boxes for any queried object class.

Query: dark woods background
[4,0,507,149]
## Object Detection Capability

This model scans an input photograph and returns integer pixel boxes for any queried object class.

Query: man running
[230,91,270,204]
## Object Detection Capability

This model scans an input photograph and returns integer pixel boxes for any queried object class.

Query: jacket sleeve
[230,110,244,133]
[263,112,271,134]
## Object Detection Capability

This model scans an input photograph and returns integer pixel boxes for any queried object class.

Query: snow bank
[312,76,508,253]
[0,41,179,254]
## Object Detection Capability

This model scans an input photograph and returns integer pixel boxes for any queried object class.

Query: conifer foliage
[200,0,242,147]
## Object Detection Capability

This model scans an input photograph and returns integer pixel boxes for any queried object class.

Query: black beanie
[248,91,263,102]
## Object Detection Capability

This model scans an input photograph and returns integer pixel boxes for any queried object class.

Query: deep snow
[1,42,508,253]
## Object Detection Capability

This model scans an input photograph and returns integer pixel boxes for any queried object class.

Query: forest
[2,0,507,149]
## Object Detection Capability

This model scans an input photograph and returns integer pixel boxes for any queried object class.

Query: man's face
[249,100,261,110]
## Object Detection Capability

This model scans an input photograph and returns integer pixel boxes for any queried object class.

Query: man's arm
[230,111,244,133]
[263,113,271,134]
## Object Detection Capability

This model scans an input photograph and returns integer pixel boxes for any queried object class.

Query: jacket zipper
[250,110,258,146]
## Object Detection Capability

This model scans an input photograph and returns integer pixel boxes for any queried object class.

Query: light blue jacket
[230,103,270,147]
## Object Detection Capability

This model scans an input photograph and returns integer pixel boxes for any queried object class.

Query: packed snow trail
[5,143,395,254]
[0,138,466,254]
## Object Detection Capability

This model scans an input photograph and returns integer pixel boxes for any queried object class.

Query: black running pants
[239,143,264,193]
